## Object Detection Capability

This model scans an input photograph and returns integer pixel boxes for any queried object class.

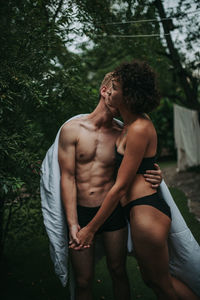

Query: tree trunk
[154,0,199,109]
[0,198,5,261]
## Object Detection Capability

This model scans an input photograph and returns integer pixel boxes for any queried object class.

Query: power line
[67,32,167,46]
[67,7,200,44]
[95,9,200,26]
[98,17,170,26]
[95,33,170,38]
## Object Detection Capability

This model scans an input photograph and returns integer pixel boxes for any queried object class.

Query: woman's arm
[74,124,150,247]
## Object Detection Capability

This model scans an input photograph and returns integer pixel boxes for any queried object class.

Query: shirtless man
[58,73,162,300]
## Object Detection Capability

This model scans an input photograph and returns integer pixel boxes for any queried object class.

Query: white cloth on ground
[40,114,200,298]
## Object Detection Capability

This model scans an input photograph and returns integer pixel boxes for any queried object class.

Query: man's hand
[143,163,162,189]
[69,226,94,250]
[68,224,81,248]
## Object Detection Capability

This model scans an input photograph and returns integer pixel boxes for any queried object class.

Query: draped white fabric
[40,114,200,298]
[174,104,200,171]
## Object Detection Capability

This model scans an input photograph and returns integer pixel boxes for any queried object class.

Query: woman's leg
[130,204,177,300]
[130,204,199,300]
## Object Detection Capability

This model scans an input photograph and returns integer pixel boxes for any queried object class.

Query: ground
[162,164,200,222]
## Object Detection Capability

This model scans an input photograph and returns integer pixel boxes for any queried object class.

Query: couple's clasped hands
[69,224,93,250]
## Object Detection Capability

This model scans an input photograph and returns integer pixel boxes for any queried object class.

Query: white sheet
[174,104,200,171]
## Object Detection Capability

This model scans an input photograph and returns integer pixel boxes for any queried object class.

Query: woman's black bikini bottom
[123,192,172,221]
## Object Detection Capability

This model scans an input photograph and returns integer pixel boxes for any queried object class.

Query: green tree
[71,0,199,155]
[71,0,179,156]
[73,0,199,109]
[0,0,96,259]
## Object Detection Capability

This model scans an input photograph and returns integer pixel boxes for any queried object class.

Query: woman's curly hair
[112,60,160,114]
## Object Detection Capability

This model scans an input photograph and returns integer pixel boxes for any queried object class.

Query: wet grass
[1,188,199,300]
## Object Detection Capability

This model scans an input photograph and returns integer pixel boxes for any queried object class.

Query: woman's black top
[114,145,156,177]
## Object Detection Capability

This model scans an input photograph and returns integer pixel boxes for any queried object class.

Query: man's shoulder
[59,115,90,143]
[59,120,80,144]
[61,115,88,131]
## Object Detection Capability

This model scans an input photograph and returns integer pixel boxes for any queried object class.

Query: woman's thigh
[130,205,171,277]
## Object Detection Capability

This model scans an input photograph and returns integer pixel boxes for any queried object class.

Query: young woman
[75,61,199,300]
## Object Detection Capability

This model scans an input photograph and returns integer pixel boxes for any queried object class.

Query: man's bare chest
[76,129,118,165]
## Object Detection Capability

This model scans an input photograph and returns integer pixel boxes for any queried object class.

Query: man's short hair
[100,72,113,90]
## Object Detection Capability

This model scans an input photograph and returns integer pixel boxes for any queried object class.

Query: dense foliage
[0,0,96,257]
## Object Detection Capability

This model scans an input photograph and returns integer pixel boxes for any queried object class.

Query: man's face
[103,81,120,117]
[105,80,123,111]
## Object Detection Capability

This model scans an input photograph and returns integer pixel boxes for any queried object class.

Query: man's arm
[58,122,80,246]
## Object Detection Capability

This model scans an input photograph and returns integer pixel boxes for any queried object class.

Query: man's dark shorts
[77,204,127,234]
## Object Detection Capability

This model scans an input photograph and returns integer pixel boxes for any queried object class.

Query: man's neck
[88,99,114,129]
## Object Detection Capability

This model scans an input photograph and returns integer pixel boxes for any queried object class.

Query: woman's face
[106,79,123,109]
